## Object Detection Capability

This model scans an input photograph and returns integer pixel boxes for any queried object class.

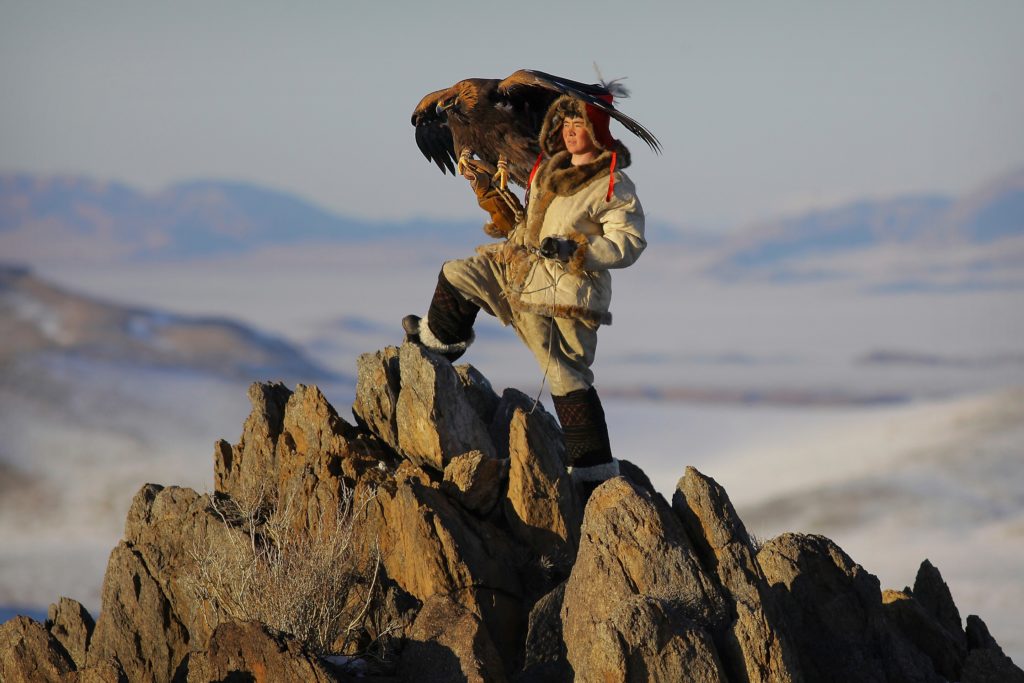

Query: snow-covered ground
[0,357,249,609]
[3,242,1022,662]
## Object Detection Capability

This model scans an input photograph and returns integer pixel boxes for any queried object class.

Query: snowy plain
[3,239,1023,661]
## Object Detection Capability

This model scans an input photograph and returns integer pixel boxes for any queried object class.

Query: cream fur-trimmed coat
[479,123,646,326]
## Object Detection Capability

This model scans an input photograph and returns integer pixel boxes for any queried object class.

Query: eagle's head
[436,80,485,122]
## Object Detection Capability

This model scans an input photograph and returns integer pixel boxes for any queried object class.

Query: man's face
[562,117,598,156]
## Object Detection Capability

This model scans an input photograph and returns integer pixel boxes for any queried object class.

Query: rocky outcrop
[562,477,729,682]
[213,381,292,500]
[757,533,943,682]
[518,582,571,682]
[353,345,402,447]
[442,449,506,515]
[369,472,525,668]
[86,542,191,682]
[883,588,966,680]
[0,616,75,682]
[963,615,1024,683]
[4,341,1022,682]
[353,343,496,469]
[216,381,392,525]
[913,558,968,656]
[186,621,337,682]
[397,595,508,683]
[503,405,582,573]
[45,597,94,670]
[674,467,802,682]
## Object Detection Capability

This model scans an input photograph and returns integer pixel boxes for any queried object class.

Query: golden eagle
[412,69,661,190]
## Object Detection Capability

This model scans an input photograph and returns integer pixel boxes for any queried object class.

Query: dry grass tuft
[185,483,395,660]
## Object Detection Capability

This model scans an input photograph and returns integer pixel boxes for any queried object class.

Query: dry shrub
[185,483,394,659]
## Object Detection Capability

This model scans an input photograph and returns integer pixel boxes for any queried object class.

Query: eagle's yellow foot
[457,149,473,177]
[492,157,510,191]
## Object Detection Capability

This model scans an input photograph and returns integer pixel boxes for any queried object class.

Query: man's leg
[404,255,512,362]
[550,385,619,485]
[404,270,479,362]
[515,314,619,489]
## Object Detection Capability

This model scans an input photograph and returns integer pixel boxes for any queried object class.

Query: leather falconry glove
[463,161,522,239]
[539,236,579,262]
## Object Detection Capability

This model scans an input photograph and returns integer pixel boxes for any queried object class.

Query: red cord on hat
[606,151,617,202]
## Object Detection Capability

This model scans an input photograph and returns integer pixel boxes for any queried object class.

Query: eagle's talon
[457,149,473,177]
[493,157,510,191]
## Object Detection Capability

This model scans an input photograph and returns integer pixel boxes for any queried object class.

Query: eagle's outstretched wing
[411,87,459,175]
[411,70,661,187]
[498,69,662,154]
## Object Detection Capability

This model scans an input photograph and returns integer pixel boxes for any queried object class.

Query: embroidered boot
[551,386,619,501]
[403,271,479,362]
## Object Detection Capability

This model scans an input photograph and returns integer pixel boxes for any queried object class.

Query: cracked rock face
[370,474,525,669]
[354,343,497,470]
[0,615,75,683]
[561,477,729,682]
[589,595,728,683]
[45,597,94,670]
[503,406,582,572]
[353,345,402,447]
[398,595,508,683]
[86,542,190,682]
[394,343,497,468]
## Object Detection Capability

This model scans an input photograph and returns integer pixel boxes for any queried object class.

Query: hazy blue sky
[2,1,1022,229]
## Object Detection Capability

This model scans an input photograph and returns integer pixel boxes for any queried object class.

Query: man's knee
[441,258,480,295]
[440,259,459,281]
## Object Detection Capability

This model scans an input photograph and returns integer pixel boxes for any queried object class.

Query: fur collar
[537,148,631,197]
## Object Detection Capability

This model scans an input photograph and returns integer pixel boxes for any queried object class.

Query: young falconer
[405,93,646,489]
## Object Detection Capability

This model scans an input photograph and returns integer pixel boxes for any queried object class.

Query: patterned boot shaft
[551,386,614,469]
[404,271,480,363]
[427,271,479,346]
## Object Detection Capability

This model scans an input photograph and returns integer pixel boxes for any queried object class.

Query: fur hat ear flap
[540,96,584,155]
[543,112,565,156]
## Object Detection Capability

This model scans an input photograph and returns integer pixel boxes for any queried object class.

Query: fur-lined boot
[403,271,479,362]
[551,386,619,502]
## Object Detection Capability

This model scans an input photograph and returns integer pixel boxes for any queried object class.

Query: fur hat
[539,95,630,160]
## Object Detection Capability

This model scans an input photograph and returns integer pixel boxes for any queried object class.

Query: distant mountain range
[0,174,481,261]
[2,169,1022,283]
[0,263,336,382]
[706,168,1024,288]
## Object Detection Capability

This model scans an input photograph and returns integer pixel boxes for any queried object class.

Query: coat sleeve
[576,178,646,272]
